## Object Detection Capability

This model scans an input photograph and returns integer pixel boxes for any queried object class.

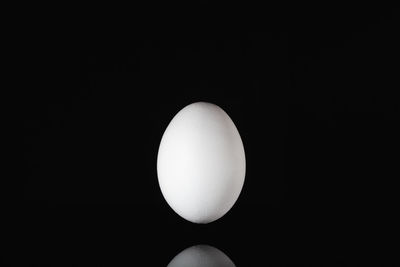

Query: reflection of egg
[157,102,246,223]
[167,245,236,267]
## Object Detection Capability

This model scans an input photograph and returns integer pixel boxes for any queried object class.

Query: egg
[157,102,246,223]
[167,245,236,267]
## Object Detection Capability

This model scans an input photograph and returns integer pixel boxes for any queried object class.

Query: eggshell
[157,102,246,223]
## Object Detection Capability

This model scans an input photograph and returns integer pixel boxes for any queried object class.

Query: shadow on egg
[167,244,236,267]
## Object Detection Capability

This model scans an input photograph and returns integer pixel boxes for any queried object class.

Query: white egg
[167,245,236,267]
[157,102,246,223]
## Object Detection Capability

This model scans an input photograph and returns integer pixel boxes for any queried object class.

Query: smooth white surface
[167,245,236,267]
[157,102,246,223]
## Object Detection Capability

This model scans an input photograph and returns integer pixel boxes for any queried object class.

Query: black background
[18,4,399,265]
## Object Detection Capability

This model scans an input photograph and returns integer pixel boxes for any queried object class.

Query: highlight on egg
[157,102,246,224]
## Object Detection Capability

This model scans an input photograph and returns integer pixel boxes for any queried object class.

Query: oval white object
[167,245,236,267]
[157,102,246,223]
